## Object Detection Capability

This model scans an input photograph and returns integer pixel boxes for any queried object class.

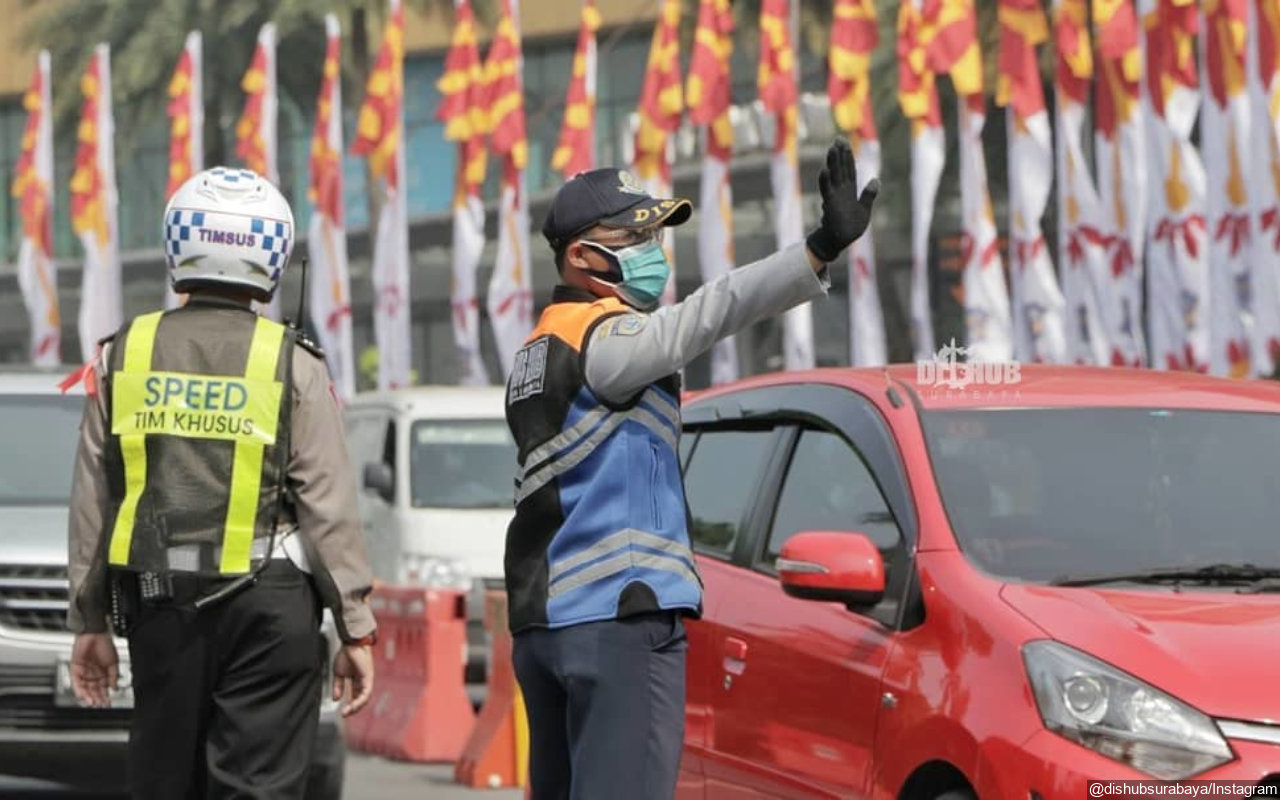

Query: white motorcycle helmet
[163,166,294,301]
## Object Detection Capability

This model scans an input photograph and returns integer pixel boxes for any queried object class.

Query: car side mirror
[362,462,395,504]
[777,531,886,610]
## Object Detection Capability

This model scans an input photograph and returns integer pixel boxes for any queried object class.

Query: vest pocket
[650,441,663,529]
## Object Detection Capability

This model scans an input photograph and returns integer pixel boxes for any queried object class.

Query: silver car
[0,367,345,797]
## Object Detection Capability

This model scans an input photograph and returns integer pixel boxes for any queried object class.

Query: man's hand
[805,138,880,264]
[71,633,119,708]
[333,644,375,717]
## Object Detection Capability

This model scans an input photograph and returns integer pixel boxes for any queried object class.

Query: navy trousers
[512,611,688,800]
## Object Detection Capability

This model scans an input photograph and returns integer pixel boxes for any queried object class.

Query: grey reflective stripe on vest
[547,527,698,600]
[520,407,611,477]
[640,390,679,432]
[514,387,681,505]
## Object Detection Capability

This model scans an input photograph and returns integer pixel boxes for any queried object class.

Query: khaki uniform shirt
[66,298,377,643]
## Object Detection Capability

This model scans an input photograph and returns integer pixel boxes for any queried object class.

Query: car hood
[401,507,510,579]
[0,506,71,566]
[1001,583,1280,723]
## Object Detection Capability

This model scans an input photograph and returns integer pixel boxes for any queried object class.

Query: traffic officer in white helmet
[65,167,377,799]
[505,138,878,798]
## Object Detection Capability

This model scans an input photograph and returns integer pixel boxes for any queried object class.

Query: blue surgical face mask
[580,239,671,311]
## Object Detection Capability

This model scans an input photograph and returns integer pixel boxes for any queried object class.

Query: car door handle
[722,637,748,676]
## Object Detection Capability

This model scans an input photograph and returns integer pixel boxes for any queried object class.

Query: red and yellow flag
[1261,0,1280,122]
[1054,0,1094,107]
[166,31,203,200]
[14,59,52,259]
[1143,0,1198,118]
[758,0,799,155]
[12,50,60,366]
[551,0,600,178]
[1093,0,1142,137]
[898,1,941,127]
[354,2,405,187]
[829,0,879,143]
[311,19,344,227]
[235,24,276,181]
[1205,0,1249,109]
[633,0,683,182]
[438,0,488,195]
[687,0,734,159]
[923,0,983,97]
[484,0,529,173]
[71,51,108,246]
[997,0,1049,120]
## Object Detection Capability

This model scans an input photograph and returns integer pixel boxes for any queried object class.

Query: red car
[675,365,1280,799]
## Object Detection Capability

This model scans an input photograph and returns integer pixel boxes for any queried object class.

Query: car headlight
[1022,640,1233,780]
[402,554,472,591]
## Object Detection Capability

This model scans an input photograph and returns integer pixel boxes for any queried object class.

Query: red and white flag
[928,0,1013,362]
[165,31,202,310]
[830,0,886,366]
[687,0,739,383]
[1141,0,1210,371]
[1247,0,1280,374]
[308,14,356,400]
[439,0,490,385]
[12,51,60,366]
[633,0,683,308]
[898,0,944,361]
[236,23,282,320]
[1094,0,1148,367]
[999,0,1067,364]
[354,0,412,389]
[760,0,813,370]
[485,0,534,378]
[551,0,600,180]
[1054,0,1112,365]
[71,44,122,361]
[1202,0,1255,377]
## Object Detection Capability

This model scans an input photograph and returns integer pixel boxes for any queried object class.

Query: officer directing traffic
[65,167,378,799]
[504,138,878,798]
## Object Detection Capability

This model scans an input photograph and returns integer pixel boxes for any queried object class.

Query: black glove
[805,138,880,263]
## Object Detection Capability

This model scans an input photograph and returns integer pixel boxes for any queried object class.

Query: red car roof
[686,364,1280,413]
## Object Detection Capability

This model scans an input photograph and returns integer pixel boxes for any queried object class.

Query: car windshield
[921,408,1280,584]
[0,394,86,506]
[409,420,517,509]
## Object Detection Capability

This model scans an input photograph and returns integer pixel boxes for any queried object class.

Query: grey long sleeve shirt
[583,242,829,404]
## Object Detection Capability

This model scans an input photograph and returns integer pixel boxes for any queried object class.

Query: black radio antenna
[293,255,309,331]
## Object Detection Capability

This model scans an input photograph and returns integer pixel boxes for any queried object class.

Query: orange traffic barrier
[454,590,529,788]
[347,585,477,762]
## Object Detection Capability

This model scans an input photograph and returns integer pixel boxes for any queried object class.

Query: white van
[342,386,516,697]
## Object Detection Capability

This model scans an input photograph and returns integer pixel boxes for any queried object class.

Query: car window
[344,412,387,470]
[0,395,84,505]
[410,420,517,509]
[763,428,903,567]
[923,408,1280,583]
[678,430,697,473]
[682,428,776,556]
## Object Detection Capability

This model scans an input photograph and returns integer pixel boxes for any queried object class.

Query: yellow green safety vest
[105,308,292,576]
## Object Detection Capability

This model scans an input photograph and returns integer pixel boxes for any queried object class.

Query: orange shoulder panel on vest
[527,297,629,353]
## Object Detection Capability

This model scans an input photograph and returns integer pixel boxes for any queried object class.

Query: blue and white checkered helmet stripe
[163,166,295,297]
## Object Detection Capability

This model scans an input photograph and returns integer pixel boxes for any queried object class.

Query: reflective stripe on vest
[513,387,680,506]
[546,527,698,600]
[107,313,286,574]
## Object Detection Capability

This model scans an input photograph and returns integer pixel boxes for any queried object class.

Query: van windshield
[920,408,1280,584]
[410,420,517,509]
[0,394,85,506]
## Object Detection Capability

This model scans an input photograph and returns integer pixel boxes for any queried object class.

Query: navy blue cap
[542,168,692,250]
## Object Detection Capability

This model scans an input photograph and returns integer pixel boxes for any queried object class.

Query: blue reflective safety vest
[503,287,703,633]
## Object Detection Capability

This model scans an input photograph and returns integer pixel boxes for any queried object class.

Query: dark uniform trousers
[126,560,324,799]
[513,611,688,800]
